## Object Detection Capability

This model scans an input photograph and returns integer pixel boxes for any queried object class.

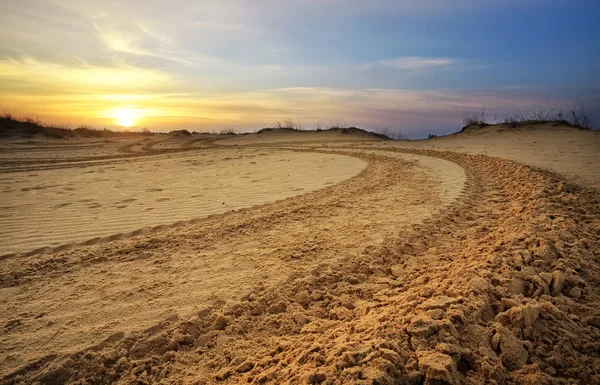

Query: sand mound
[367,123,600,190]
[217,127,384,146]
[168,129,193,136]
[458,121,588,135]
[0,116,153,140]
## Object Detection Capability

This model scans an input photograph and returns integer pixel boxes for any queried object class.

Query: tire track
[1,150,446,382]
[2,145,598,385]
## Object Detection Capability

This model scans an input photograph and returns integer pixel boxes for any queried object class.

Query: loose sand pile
[1,124,599,384]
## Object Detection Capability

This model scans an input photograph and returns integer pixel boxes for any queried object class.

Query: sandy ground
[0,149,366,256]
[219,124,600,190]
[377,124,600,190]
[1,124,599,384]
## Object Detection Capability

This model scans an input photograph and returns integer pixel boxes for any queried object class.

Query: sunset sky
[1,0,598,136]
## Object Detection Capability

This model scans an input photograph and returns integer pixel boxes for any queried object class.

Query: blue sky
[0,0,598,135]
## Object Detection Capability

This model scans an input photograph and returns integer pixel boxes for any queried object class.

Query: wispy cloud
[379,56,458,71]
[0,56,173,92]
[90,17,222,68]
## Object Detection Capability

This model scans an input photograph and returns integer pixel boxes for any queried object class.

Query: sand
[367,123,600,190]
[1,123,599,384]
[0,148,366,256]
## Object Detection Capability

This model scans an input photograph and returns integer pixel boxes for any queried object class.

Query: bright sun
[114,108,138,127]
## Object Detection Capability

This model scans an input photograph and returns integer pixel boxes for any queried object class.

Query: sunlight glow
[112,107,139,127]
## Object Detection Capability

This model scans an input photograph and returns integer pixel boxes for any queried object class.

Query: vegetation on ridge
[462,103,595,130]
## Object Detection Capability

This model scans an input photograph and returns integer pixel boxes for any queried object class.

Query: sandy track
[1,137,599,384]
[0,148,460,380]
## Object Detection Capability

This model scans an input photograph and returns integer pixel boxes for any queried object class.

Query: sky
[1,0,599,137]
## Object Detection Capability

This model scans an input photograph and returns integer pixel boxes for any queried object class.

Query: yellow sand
[0,149,365,256]
[1,124,599,384]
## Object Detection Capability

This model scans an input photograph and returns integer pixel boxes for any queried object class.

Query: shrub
[373,127,409,140]
[274,119,301,130]
[219,128,238,135]
[501,103,594,129]
[463,108,487,126]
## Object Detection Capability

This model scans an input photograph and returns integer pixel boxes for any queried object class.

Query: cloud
[0,56,173,93]
[0,0,542,69]
[90,16,222,68]
[379,57,458,71]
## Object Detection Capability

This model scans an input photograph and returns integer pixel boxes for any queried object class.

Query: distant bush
[503,103,594,130]
[0,113,156,138]
[274,119,301,130]
[565,103,594,129]
[463,108,488,126]
[1,113,73,138]
[373,127,409,140]
[462,103,595,130]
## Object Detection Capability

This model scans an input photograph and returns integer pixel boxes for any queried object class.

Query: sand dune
[1,124,599,384]
[382,123,600,190]
[215,127,383,146]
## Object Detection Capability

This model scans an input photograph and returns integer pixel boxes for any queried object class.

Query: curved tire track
[2,145,599,385]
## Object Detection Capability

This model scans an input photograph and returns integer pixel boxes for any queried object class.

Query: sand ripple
[0,149,365,256]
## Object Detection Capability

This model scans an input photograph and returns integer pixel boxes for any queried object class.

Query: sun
[113,107,138,128]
